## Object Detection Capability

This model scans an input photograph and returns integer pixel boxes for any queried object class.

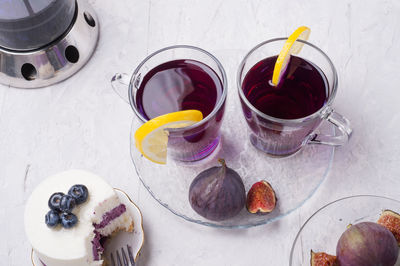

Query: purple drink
[136,59,223,119]
[239,54,329,156]
[242,55,327,120]
[135,58,226,161]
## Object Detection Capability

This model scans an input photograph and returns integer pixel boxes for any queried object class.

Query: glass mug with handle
[111,45,227,163]
[237,38,352,157]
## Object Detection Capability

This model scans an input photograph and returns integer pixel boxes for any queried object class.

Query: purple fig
[336,222,399,266]
[188,159,246,221]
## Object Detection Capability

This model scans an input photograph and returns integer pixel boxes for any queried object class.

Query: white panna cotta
[25,170,134,266]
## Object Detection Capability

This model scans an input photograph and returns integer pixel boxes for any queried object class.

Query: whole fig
[189,159,246,221]
[336,222,399,266]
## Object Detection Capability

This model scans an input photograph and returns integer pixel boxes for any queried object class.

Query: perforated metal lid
[0,0,76,51]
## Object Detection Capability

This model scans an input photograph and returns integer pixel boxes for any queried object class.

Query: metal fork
[110,245,136,266]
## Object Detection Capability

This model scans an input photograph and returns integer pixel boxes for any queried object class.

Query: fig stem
[217,158,227,181]
[218,158,226,167]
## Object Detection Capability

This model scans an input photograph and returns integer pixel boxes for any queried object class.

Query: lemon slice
[134,110,203,164]
[271,26,311,86]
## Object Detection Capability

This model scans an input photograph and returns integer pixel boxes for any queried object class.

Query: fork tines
[111,245,136,266]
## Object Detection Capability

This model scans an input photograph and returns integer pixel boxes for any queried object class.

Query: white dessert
[24,170,134,266]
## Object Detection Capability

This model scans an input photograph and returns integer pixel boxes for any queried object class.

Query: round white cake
[25,170,134,266]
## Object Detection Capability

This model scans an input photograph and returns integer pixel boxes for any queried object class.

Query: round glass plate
[129,49,335,228]
[290,195,400,265]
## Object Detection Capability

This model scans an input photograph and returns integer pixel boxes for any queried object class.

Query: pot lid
[0,0,76,51]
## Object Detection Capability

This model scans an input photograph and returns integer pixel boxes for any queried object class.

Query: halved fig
[246,180,276,214]
[377,209,400,245]
[310,250,338,266]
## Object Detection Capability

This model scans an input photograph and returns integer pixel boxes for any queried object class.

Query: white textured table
[1,0,400,265]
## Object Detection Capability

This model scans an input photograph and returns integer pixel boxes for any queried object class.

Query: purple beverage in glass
[242,55,327,120]
[126,46,227,162]
[238,38,352,157]
[135,58,225,161]
[136,59,223,121]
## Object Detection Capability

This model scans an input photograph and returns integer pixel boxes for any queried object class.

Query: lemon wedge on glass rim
[134,110,203,164]
[271,26,311,86]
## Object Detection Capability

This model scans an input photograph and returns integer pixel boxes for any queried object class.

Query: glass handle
[309,110,352,146]
[111,73,130,104]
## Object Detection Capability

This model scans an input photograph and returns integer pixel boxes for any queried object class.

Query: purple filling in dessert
[91,204,127,260]
[91,230,104,261]
[93,204,126,230]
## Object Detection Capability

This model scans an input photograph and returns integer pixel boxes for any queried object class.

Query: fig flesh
[310,250,337,266]
[246,180,276,214]
[377,209,400,245]
[188,159,246,221]
[336,222,399,266]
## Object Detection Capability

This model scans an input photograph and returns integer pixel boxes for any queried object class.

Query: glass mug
[237,38,352,157]
[111,45,227,162]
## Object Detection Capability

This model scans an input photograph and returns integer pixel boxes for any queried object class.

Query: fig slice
[377,209,400,245]
[310,250,337,266]
[246,180,276,214]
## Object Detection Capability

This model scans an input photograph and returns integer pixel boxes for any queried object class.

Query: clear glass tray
[290,195,400,265]
[129,49,335,228]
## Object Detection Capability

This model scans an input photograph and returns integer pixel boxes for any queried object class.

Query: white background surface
[1,0,400,265]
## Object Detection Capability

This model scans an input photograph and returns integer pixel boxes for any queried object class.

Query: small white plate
[32,188,144,265]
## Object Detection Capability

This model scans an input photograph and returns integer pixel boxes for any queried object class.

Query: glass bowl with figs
[290,195,400,266]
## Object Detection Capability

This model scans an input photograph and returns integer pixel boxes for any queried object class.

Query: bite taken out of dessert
[24,170,134,266]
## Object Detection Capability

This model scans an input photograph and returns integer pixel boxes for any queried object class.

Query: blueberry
[48,192,64,211]
[68,184,89,205]
[60,212,78,228]
[45,210,60,227]
[60,195,76,212]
